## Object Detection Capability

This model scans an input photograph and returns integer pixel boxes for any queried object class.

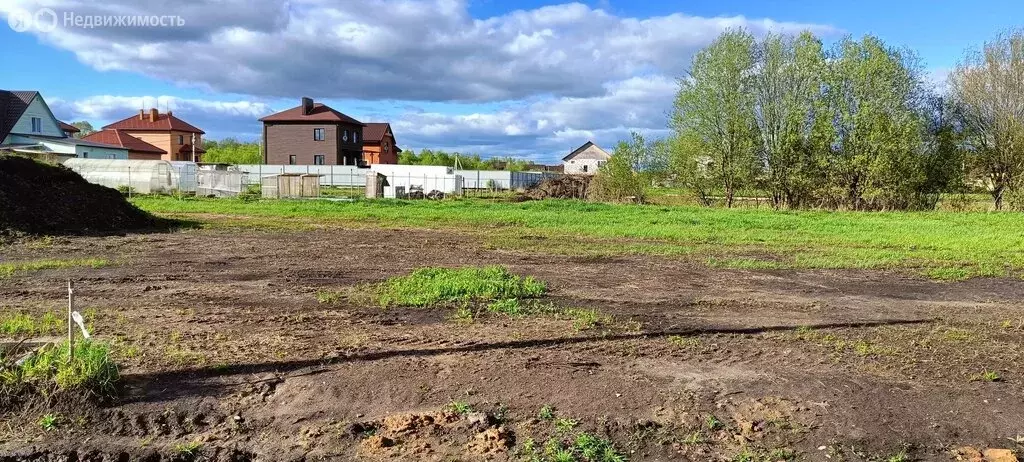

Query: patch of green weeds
[667,335,700,349]
[38,414,60,431]
[561,308,610,331]
[523,431,626,462]
[0,340,119,397]
[0,311,64,337]
[970,371,1002,382]
[0,258,109,279]
[444,400,473,415]
[555,418,579,433]
[361,265,546,308]
[174,440,203,460]
[886,449,910,462]
[315,290,344,304]
[539,405,557,420]
[487,298,524,317]
[705,415,723,432]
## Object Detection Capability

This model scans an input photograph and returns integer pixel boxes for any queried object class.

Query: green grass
[358,265,545,308]
[444,400,473,415]
[131,196,1024,279]
[0,311,63,337]
[0,340,119,396]
[0,258,109,279]
[38,413,60,431]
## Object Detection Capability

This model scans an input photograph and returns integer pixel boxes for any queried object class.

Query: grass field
[132,196,1024,280]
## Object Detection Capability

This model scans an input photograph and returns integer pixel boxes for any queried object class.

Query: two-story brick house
[98,108,206,161]
[260,98,365,166]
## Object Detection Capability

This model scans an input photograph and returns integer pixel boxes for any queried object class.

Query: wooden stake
[67,279,74,362]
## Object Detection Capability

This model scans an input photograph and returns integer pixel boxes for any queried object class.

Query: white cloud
[2,0,836,102]
[47,95,273,139]
[5,0,839,160]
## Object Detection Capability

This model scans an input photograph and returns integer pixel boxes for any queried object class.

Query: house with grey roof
[562,141,611,175]
[0,90,128,160]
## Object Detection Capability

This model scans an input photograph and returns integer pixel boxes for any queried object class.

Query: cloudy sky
[1,0,1021,162]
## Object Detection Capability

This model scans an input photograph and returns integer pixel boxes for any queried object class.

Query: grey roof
[17,134,129,151]
[561,141,610,161]
[0,90,39,142]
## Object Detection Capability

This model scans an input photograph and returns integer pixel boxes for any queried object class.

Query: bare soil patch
[1,227,1022,461]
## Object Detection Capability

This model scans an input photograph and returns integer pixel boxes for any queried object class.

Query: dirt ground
[1,226,1022,461]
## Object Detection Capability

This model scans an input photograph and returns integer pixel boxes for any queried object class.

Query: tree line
[398,149,537,171]
[603,29,1023,211]
[202,139,262,164]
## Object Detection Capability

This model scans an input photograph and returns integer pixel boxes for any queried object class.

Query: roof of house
[0,90,40,142]
[562,141,611,161]
[58,121,80,133]
[102,110,205,134]
[259,103,365,125]
[362,122,393,142]
[177,143,206,154]
[18,134,129,150]
[82,129,167,154]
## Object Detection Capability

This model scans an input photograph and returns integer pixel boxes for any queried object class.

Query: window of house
[598,161,607,168]
[289,155,297,165]
[384,142,389,152]
[583,164,588,173]
[343,130,349,142]
[313,128,325,141]
[353,132,358,143]
[31,117,42,133]
[314,155,325,165]
[178,135,184,145]
[82,152,89,158]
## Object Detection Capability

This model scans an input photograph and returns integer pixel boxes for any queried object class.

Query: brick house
[260,98,365,166]
[100,108,206,162]
[81,129,168,160]
[361,122,401,164]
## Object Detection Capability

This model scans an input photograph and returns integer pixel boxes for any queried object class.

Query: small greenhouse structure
[63,158,182,194]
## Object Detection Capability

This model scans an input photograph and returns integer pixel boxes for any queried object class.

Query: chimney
[149,108,159,122]
[301,97,313,116]
[139,109,145,120]
[167,110,173,117]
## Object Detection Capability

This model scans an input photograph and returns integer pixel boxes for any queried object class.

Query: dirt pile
[0,155,160,235]
[519,175,590,200]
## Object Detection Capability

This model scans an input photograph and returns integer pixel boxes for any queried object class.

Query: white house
[0,90,128,159]
[561,141,611,175]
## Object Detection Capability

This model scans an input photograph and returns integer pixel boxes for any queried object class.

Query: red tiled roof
[58,121,80,133]
[177,143,206,154]
[102,110,205,134]
[82,129,166,154]
[260,103,364,125]
[362,122,392,142]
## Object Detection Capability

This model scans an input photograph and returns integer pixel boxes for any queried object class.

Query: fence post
[127,166,132,199]
[67,279,74,362]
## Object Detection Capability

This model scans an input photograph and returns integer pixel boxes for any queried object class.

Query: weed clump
[365,265,546,308]
[1,340,119,399]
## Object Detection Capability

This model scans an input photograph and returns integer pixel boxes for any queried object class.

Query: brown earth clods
[1,226,1023,461]
[0,156,160,236]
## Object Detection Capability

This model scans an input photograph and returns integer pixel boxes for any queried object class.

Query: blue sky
[1,0,1019,162]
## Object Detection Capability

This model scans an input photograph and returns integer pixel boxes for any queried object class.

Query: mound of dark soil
[519,175,590,200]
[0,156,160,235]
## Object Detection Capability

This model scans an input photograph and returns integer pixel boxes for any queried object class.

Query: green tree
[752,32,831,208]
[590,132,649,202]
[672,29,759,207]
[202,138,262,164]
[823,35,929,210]
[70,121,95,139]
[948,29,1024,210]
